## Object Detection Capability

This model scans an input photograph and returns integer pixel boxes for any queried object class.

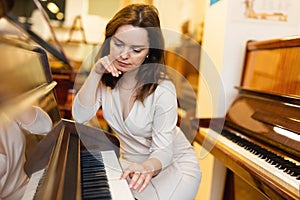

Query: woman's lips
[117,60,129,67]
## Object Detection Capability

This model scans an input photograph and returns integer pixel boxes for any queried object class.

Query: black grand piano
[0,36,134,199]
[193,36,300,200]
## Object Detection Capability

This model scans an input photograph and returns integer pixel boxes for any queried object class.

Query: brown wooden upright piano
[193,36,300,200]
[0,37,134,199]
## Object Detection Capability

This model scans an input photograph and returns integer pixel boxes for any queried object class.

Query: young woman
[72,4,201,200]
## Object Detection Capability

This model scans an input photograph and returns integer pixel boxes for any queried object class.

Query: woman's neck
[119,68,139,88]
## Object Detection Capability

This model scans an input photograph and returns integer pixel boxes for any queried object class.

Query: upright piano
[0,37,134,199]
[193,36,300,200]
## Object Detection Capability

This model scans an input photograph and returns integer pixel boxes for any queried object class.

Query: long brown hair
[96,4,167,102]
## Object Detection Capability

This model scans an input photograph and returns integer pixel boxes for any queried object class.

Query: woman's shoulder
[155,80,177,98]
[157,79,176,92]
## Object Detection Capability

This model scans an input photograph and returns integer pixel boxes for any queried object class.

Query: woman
[72,4,201,200]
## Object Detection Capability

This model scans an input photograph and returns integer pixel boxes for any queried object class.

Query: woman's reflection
[0,106,52,200]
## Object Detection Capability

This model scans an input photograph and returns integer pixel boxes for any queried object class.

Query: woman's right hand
[93,55,122,77]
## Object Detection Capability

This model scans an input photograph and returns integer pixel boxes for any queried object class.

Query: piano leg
[223,169,272,200]
[223,169,235,200]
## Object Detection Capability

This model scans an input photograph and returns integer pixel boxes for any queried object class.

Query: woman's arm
[76,63,104,107]
[17,106,52,134]
[72,55,120,123]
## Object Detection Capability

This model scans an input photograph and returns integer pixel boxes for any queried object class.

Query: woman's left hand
[121,162,156,193]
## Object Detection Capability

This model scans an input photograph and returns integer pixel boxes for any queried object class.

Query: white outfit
[73,80,201,200]
[0,107,52,200]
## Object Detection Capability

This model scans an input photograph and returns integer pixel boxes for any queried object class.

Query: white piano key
[101,150,123,180]
[21,168,45,200]
[109,179,135,200]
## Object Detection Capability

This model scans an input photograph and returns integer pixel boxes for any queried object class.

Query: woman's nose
[120,47,130,59]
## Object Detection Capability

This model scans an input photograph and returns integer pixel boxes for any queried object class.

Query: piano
[0,36,134,199]
[192,36,300,200]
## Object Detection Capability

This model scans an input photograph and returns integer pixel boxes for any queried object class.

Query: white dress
[73,80,201,200]
[0,107,52,200]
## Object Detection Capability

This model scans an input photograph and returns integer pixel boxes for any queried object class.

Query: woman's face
[110,24,149,73]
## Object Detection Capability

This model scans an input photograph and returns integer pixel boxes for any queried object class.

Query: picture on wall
[231,0,299,24]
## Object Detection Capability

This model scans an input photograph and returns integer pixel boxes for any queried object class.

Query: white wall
[154,0,206,47]
[64,0,88,27]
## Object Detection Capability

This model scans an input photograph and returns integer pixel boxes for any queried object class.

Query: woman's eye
[133,49,142,53]
[113,39,123,47]
[115,42,123,47]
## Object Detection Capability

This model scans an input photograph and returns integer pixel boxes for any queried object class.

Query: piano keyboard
[201,128,300,199]
[22,150,134,200]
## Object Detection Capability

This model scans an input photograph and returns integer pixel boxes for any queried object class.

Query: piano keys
[23,150,134,200]
[81,150,134,200]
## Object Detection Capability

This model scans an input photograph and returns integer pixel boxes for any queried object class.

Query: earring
[146,55,149,59]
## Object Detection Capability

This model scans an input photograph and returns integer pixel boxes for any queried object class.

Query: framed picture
[231,0,300,25]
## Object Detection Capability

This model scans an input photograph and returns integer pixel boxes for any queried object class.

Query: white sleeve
[149,81,178,169]
[72,93,101,124]
[20,106,53,134]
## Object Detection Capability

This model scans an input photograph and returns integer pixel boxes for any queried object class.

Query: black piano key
[82,176,108,183]
[80,150,113,200]
[82,181,110,188]
[82,188,111,199]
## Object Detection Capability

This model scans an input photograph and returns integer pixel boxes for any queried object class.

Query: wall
[61,0,206,47]
[154,0,206,47]
[88,0,120,19]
